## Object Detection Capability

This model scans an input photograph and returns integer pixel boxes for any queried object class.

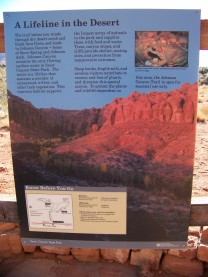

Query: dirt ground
[0,118,16,199]
[0,117,208,198]
[193,122,208,196]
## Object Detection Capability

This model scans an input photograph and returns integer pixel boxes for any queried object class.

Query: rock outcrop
[101,83,198,128]
[8,82,198,141]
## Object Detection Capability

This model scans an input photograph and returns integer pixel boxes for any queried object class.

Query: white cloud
[1,0,208,19]
[0,54,6,66]
[199,51,208,67]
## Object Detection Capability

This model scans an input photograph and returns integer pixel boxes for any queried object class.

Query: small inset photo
[135,31,188,67]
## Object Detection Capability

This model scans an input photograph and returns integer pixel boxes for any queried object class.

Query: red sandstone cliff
[8,83,198,198]
[8,82,198,142]
[100,83,198,129]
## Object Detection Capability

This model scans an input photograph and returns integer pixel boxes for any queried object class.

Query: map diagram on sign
[26,193,74,232]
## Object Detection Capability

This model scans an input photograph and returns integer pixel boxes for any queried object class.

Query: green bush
[0,66,8,118]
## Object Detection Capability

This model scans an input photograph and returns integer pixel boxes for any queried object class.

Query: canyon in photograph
[5,81,198,242]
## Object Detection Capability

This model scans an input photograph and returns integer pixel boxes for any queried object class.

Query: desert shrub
[176,176,193,200]
[37,137,63,147]
[50,138,62,144]
[197,106,208,122]
[197,110,206,122]
[146,148,156,160]
[200,105,208,115]
[199,67,208,85]
[0,67,8,119]
[0,116,9,128]
[46,153,145,187]
[39,147,52,165]
[37,150,190,200]
[65,134,81,142]
[199,67,208,75]
[197,116,206,123]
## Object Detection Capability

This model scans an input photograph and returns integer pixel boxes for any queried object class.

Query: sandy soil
[0,117,208,198]
[0,118,16,199]
[193,122,208,196]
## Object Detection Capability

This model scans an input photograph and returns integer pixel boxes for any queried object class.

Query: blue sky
[0,0,207,66]
[0,0,207,19]
[0,53,5,65]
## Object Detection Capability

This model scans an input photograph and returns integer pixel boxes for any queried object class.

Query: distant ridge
[8,82,197,142]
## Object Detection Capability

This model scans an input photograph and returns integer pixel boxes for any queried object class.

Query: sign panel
[3,9,200,248]
[25,187,127,234]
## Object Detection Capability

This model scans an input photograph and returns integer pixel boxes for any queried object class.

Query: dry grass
[0,66,8,119]
[197,85,208,122]
[197,105,208,122]
[0,116,9,128]
[198,85,208,100]
[197,110,207,123]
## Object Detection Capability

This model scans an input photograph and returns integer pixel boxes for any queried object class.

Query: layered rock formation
[8,82,197,141]
[101,83,198,129]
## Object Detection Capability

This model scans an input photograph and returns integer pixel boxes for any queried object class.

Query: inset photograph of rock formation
[135,31,188,67]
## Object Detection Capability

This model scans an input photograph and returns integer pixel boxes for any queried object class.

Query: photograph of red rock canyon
[0,79,198,243]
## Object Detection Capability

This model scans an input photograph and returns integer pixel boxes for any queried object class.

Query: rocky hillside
[48,83,197,191]
[8,92,102,140]
[8,82,197,142]
[101,82,197,128]
[7,83,198,239]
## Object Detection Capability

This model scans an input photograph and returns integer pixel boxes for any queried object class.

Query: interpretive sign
[3,9,200,248]
[25,187,127,234]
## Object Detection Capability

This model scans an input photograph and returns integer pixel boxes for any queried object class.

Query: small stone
[197,244,208,262]
[40,246,70,255]
[8,234,22,254]
[71,248,100,262]
[168,236,198,260]
[23,245,37,253]
[56,254,74,263]
[188,227,201,238]
[201,227,208,244]
[6,227,20,235]
[0,166,7,172]
[130,249,162,271]
[162,254,204,277]
[101,249,130,264]
[205,262,208,272]
[0,235,12,258]
[188,235,199,248]
[0,223,16,232]
[168,248,197,260]
[33,250,55,260]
